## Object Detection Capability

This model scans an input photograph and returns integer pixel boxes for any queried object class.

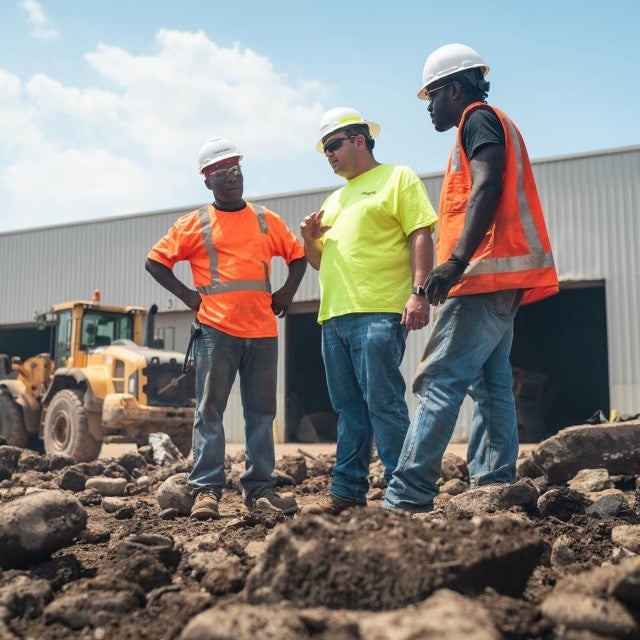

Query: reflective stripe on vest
[444,105,556,286]
[195,203,272,296]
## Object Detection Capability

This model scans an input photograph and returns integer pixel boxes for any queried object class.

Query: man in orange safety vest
[384,44,558,513]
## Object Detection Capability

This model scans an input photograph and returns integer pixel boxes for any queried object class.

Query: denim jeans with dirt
[384,290,522,513]
[322,312,409,504]
[187,324,278,502]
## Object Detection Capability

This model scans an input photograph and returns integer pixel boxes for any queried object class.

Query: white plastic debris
[148,432,184,466]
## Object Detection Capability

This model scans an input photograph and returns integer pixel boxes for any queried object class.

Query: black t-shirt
[461,106,505,159]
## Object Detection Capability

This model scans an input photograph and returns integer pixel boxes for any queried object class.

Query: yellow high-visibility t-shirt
[317,164,437,323]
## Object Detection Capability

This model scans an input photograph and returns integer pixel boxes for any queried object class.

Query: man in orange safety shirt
[146,137,306,520]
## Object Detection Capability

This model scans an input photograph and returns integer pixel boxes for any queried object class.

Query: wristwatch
[412,285,426,297]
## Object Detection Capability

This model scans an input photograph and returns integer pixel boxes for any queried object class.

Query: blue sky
[0,0,638,233]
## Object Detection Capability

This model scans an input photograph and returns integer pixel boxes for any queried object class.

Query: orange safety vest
[437,103,558,306]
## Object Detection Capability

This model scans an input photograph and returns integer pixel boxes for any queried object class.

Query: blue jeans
[188,324,277,502]
[322,313,409,503]
[384,290,522,512]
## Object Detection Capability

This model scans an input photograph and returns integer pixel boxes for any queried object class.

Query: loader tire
[0,389,29,448]
[43,389,102,462]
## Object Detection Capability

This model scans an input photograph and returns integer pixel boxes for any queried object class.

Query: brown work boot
[300,493,364,515]
[190,491,220,520]
[245,490,299,515]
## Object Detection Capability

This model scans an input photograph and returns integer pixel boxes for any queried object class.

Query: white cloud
[4,147,158,230]
[84,30,326,160]
[20,0,60,41]
[0,29,329,233]
[0,68,41,155]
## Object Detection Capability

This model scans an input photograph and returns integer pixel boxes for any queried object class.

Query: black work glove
[424,256,468,305]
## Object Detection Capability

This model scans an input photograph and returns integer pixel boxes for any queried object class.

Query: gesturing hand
[300,210,331,242]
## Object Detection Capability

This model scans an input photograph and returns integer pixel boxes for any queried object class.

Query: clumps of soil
[1,429,639,640]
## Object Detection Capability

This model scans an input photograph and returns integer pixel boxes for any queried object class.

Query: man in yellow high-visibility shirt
[301,107,437,514]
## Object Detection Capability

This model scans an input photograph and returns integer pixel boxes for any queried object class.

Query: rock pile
[0,421,638,639]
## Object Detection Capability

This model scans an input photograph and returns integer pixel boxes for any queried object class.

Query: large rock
[275,455,308,484]
[567,468,613,493]
[440,452,468,482]
[85,476,128,496]
[44,577,145,629]
[443,480,538,517]
[180,603,358,640]
[0,574,53,619]
[586,492,626,518]
[0,490,87,569]
[552,556,640,599]
[611,524,640,554]
[357,589,501,640]
[541,557,640,636]
[537,487,590,521]
[531,422,640,483]
[180,592,501,640]
[156,473,194,515]
[541,592,639,637]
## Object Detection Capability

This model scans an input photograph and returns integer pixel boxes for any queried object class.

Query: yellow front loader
[0,297,195,461]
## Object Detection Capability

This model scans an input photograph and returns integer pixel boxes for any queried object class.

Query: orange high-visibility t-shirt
[148,202,304,338]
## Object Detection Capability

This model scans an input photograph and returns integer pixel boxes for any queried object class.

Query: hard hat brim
[417,63,490,100]
[199,153,243,174]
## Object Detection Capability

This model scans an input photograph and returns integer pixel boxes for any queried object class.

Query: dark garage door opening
[284,284,609,445]
[285,311,337,443]
[511,282,609,442]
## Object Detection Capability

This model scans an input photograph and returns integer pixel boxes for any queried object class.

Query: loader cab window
[81,311,134,349]
[54,310,72,367]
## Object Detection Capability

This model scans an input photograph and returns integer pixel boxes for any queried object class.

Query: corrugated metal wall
[2,146,639,440]
[532,146,640,413]
[0,206,191,324]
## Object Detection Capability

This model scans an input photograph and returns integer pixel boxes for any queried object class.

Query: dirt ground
[1,439,639,640]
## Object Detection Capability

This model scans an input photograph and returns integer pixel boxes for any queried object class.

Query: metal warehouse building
[1,144,639,444]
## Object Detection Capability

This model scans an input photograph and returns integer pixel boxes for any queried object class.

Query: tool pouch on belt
[182,320,202,374]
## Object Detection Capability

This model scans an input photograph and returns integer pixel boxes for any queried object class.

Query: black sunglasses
[323,135,356,154]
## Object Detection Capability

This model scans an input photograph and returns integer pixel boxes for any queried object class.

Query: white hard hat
[316,107,380,152]
[197,137,243,174]
[417,43,489,100]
